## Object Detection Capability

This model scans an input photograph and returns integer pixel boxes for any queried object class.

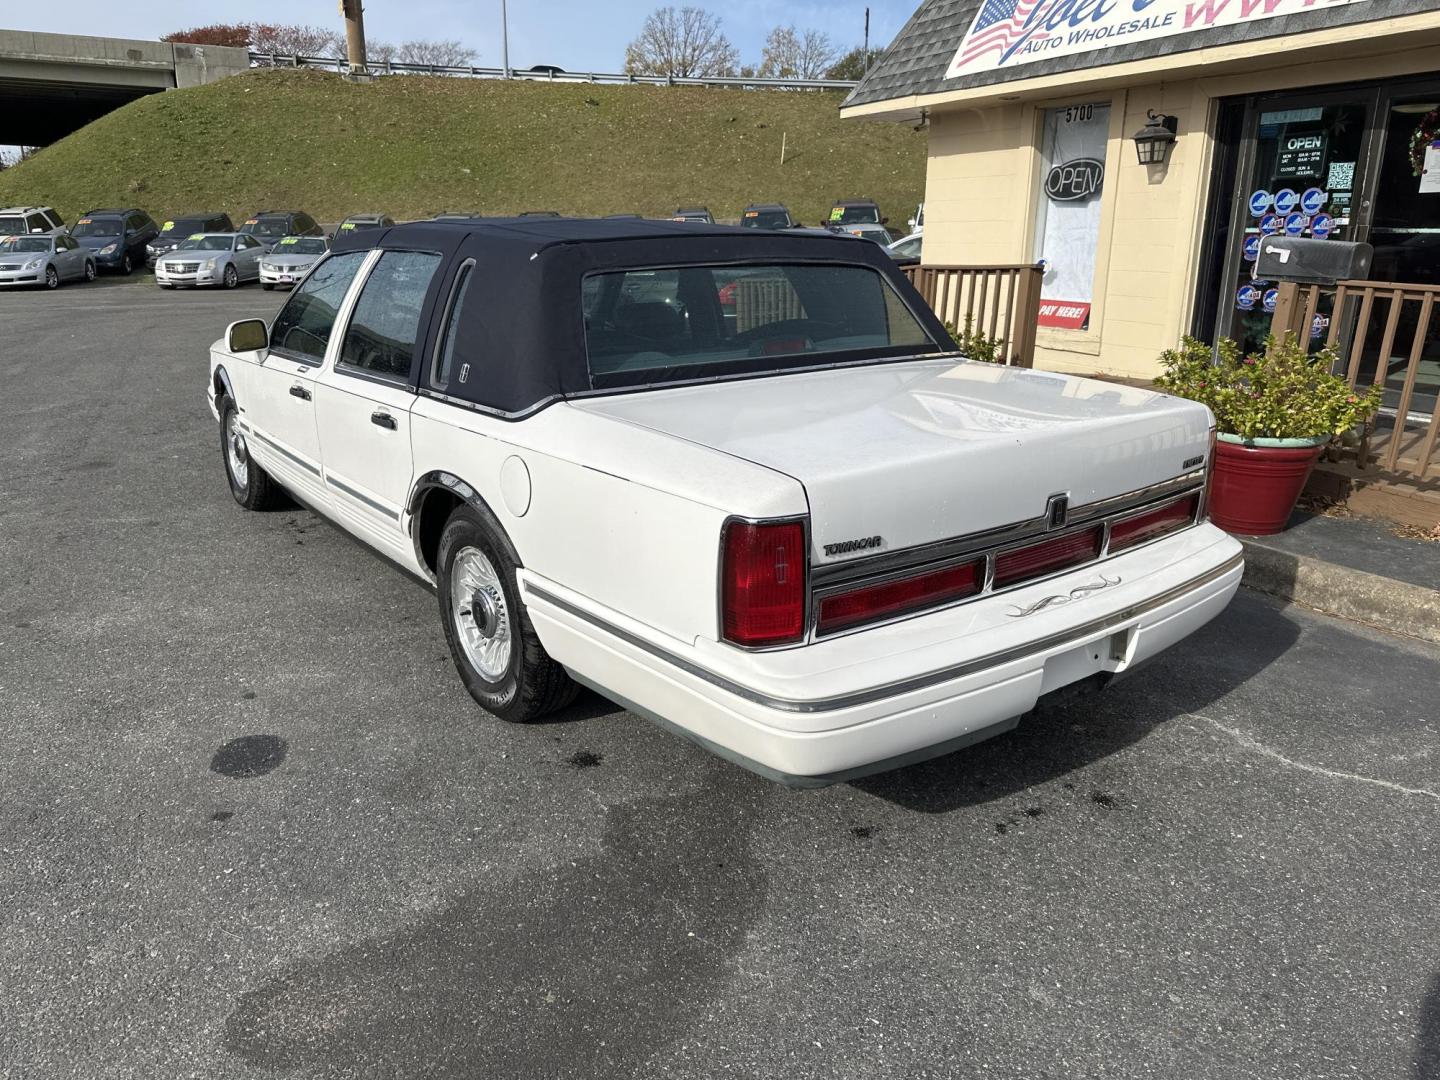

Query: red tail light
[993,526,1103,589]
[721,519,807,647]
[1109,494,1200,552]
[817,559,983,636]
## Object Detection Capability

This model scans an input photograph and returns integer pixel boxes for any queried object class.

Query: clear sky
[6,1,916,71]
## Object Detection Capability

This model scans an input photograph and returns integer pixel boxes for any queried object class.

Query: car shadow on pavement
[850,592,1301,814]
[1418,971,1440,1079]
[223,762,771,1078]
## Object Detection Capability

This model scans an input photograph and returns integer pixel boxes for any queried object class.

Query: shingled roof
[845,0,1440,110]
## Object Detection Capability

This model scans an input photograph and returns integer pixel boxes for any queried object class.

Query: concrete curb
[1239,538,1440,644]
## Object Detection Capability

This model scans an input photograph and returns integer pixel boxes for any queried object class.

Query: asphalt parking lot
[2,276,1439,1080]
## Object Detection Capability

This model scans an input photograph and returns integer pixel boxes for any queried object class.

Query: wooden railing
[903,263,1044,368]
[1271,279,1440,481]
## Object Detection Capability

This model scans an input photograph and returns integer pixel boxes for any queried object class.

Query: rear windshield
[241,218,290,239]
[0,236,50,252]
[741,210,789,230]
[72,218,122,237]
[582,262,936,389]
[829,205,880,224]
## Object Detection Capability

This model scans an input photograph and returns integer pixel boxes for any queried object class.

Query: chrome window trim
[526,552,1243,715]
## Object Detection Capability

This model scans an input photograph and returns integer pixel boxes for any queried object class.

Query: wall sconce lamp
[1132,110,1178,165]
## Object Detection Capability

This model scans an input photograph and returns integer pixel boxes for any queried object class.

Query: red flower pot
[1208,435,1327,536]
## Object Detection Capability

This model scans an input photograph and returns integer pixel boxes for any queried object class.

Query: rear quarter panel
[409,398,807,645]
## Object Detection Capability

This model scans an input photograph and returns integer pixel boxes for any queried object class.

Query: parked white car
[259,235,329,290]
[156,233,264,289]
[208,218,1242,786]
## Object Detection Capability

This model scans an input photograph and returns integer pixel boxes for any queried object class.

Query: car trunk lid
[571,358,1212,563]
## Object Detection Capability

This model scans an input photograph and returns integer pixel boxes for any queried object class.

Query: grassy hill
[0,68,924,227]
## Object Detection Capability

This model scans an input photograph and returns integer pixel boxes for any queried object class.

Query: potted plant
[1155,334,1382,535]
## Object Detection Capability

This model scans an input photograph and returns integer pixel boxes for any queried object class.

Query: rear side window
[269,252,368,364]
[432,260,475,390]
[339,251,442,381]
[583,262,935,388]
[45,210,65,228]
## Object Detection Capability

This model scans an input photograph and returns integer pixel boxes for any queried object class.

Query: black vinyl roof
[329,216,950,417]
[846,0,1440,109]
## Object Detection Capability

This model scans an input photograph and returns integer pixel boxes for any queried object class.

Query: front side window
[1033,102,1110,332]
[339,250,442,381]
[269,252,368,364]
[583,262,935,388]
[432,260,475,389]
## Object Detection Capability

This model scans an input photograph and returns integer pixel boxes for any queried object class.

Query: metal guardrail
[249,52,857,90]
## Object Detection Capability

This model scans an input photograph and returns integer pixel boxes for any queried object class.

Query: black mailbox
[1253,237,1372,285]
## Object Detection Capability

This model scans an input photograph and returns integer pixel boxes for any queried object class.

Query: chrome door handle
[289,384,311,401]
[370,411,397,430]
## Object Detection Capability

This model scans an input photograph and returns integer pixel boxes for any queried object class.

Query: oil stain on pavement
[223,768,768,1077]
[210,735,288,779]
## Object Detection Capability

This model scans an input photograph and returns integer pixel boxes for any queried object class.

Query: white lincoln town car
[207,218,1242,786]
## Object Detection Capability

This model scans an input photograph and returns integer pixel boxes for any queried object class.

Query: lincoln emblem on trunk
[1045,493,1069,530]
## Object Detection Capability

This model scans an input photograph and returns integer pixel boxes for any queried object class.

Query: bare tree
[624,7,739,78]
[366,39,398,65]
[759,26,838,79]
[396,39,478,68]
[249,23,344,60]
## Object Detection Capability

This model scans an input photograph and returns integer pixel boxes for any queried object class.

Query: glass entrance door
[1213,88,1380,355]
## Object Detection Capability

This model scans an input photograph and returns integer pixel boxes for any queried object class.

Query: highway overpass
[0,30,249,145]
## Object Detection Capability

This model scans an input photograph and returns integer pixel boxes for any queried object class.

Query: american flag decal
[944,0,1376,80]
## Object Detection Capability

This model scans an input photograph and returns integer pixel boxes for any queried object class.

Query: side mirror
[881,217,889,225]
[228,319,269,354]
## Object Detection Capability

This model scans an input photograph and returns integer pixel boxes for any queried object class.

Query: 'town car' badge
[823,536,883,557]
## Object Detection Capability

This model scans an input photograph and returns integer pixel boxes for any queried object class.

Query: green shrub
[1155,333,1382,441]
[943,316,1005,363]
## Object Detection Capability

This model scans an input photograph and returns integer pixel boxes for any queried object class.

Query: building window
[1033,103,1110,331]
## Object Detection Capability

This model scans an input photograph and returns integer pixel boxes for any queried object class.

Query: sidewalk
[1235,510,1440,643]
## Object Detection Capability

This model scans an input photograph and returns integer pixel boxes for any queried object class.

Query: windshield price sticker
[77,218,92,225]
[1248,190,1272,216]
[829,208,845,222]
[188,233,204,240]
[161,221,175,231]
[280,237,299,245]
[1273,189,1299,214]
[244,219,258,225]
[744,211,759,218]
[340,222,356,230]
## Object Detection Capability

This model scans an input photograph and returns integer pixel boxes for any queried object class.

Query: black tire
[437,504,578,723]
[121,252,133,274]
[262,283,274,291]
[83,261,96,282]
[44,266,59,289]
[158,283,174,290]
[219,396,281,511]
[223,265,238,289]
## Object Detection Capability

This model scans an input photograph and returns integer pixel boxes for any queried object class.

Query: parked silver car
[0,233,96,288]
[154,233,264,289]
[259,235,329,290]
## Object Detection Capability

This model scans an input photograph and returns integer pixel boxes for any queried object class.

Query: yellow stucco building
[844,1,1440,381]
